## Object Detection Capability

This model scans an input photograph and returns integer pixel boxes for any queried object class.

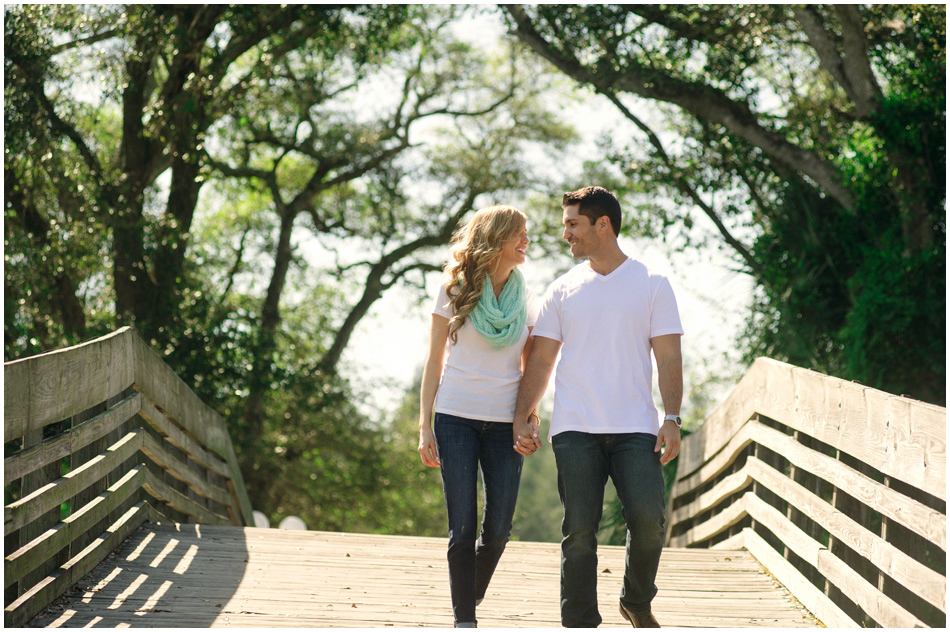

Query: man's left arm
[652,333,683,464]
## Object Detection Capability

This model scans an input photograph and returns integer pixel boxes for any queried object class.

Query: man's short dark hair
[562,186,622,236]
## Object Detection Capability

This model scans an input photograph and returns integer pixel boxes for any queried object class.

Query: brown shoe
[619,602,660,628]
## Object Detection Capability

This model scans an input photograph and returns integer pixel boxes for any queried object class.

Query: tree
[502,4,945,404]
[196,14,575,501]
[5,4,581,526]
[5,4,413,350]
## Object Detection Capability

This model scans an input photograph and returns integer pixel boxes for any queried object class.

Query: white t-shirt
[432,283,539,422]
[532,258,683,437]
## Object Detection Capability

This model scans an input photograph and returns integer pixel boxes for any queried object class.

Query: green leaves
[508,4,945,404]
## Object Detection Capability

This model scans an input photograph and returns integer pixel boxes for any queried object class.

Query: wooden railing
[4,327,253,627]
[669,357,946,628]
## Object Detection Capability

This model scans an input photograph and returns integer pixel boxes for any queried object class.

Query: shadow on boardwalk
[30,523,821,628]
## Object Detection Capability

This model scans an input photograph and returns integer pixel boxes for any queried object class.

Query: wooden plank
[911,402,947,496]
[754,420,944,549]
[3,328,135,442]
[138,397,230,479]
[750,458,946,612]
[673,419,755,498]
[682,358,789,476]
[5,430,144,536]
[15,426,64,609]
[674,485,821,569]
[743,492,824,567]
[674,451,946,614]
[3,356,33,443]
[129,331,252,526]
[711,530,746,550]
[4,393,141,482]
[816,549,925,628]
[742,528,856,628]
[4,502,152,628]
[140,432,231,508]
[677,358,946,501]
[676,370,755,478]
[221,437,254,527]
[29,525,821,628]
[671,460,753,525]
[142,470,230,526]
[674,418,945,551]
[670,493,749,548]
[771,422,943,550]
[130,334,230,461]
[4,466,145,589]
[756,361,945,501]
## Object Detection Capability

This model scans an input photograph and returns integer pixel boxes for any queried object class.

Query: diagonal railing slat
[670,357,946,628]
[4,327,252,627]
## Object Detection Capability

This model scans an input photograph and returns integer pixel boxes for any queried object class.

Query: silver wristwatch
[664,414,683,428]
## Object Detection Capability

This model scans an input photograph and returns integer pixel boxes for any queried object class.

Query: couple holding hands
[418,186,684,628]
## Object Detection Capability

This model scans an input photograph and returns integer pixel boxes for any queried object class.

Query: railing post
[783,429,799,563]
[878,476,890,597]
[750,414,760,534]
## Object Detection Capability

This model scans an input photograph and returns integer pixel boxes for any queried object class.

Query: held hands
[654,418,681,464]
[418,423,440,468]
[513,411,542,456]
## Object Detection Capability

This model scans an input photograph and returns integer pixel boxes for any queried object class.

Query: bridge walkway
[9,331,941,627]
[30,522,819,628]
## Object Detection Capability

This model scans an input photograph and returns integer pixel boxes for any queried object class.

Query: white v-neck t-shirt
[532,258,683,437]
[432,283,539,422]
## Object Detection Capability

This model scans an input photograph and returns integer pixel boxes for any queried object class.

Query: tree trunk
[151,156,204,331]
[794,5,936,252]
[114,45,156,328]
[243,205,297,443]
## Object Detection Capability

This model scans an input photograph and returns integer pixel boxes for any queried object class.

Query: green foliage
[506,4,946,404]
[844,244,944,400]
[5,5,583,536]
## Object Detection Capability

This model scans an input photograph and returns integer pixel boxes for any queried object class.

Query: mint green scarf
[470,268,527,350]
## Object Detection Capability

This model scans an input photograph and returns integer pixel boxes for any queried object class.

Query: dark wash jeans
[552,431,667,628]
[434,413,524,626]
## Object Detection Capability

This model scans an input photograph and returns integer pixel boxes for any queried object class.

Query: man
[513,186,683,628]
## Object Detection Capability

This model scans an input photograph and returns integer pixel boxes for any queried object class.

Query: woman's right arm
[418,314,450,467]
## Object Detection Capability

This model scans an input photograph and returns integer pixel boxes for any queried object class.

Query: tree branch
[793,6,881,119]
[625,6,729,46]
[317,193,476,375]
[602,91,764,280]
[834,5,883,116]
[503,3,855,212]
[49,28,122,55]
[792,6,851,94]
[20,77,111,199]
[219,223,251,303]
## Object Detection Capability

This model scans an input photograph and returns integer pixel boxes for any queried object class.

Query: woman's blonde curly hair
[444,205,527,344]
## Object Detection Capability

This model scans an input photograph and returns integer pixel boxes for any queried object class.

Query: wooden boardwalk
[29,523,820,628]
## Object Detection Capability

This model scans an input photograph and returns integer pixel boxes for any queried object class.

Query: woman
[418,205,539,628]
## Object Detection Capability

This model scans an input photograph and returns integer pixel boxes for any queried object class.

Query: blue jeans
[435,413,524,626]
[552,432,667,628]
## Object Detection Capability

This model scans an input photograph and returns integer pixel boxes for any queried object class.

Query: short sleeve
[649,276,684,338]
[531,286,563,342]
[432,284,454,319]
